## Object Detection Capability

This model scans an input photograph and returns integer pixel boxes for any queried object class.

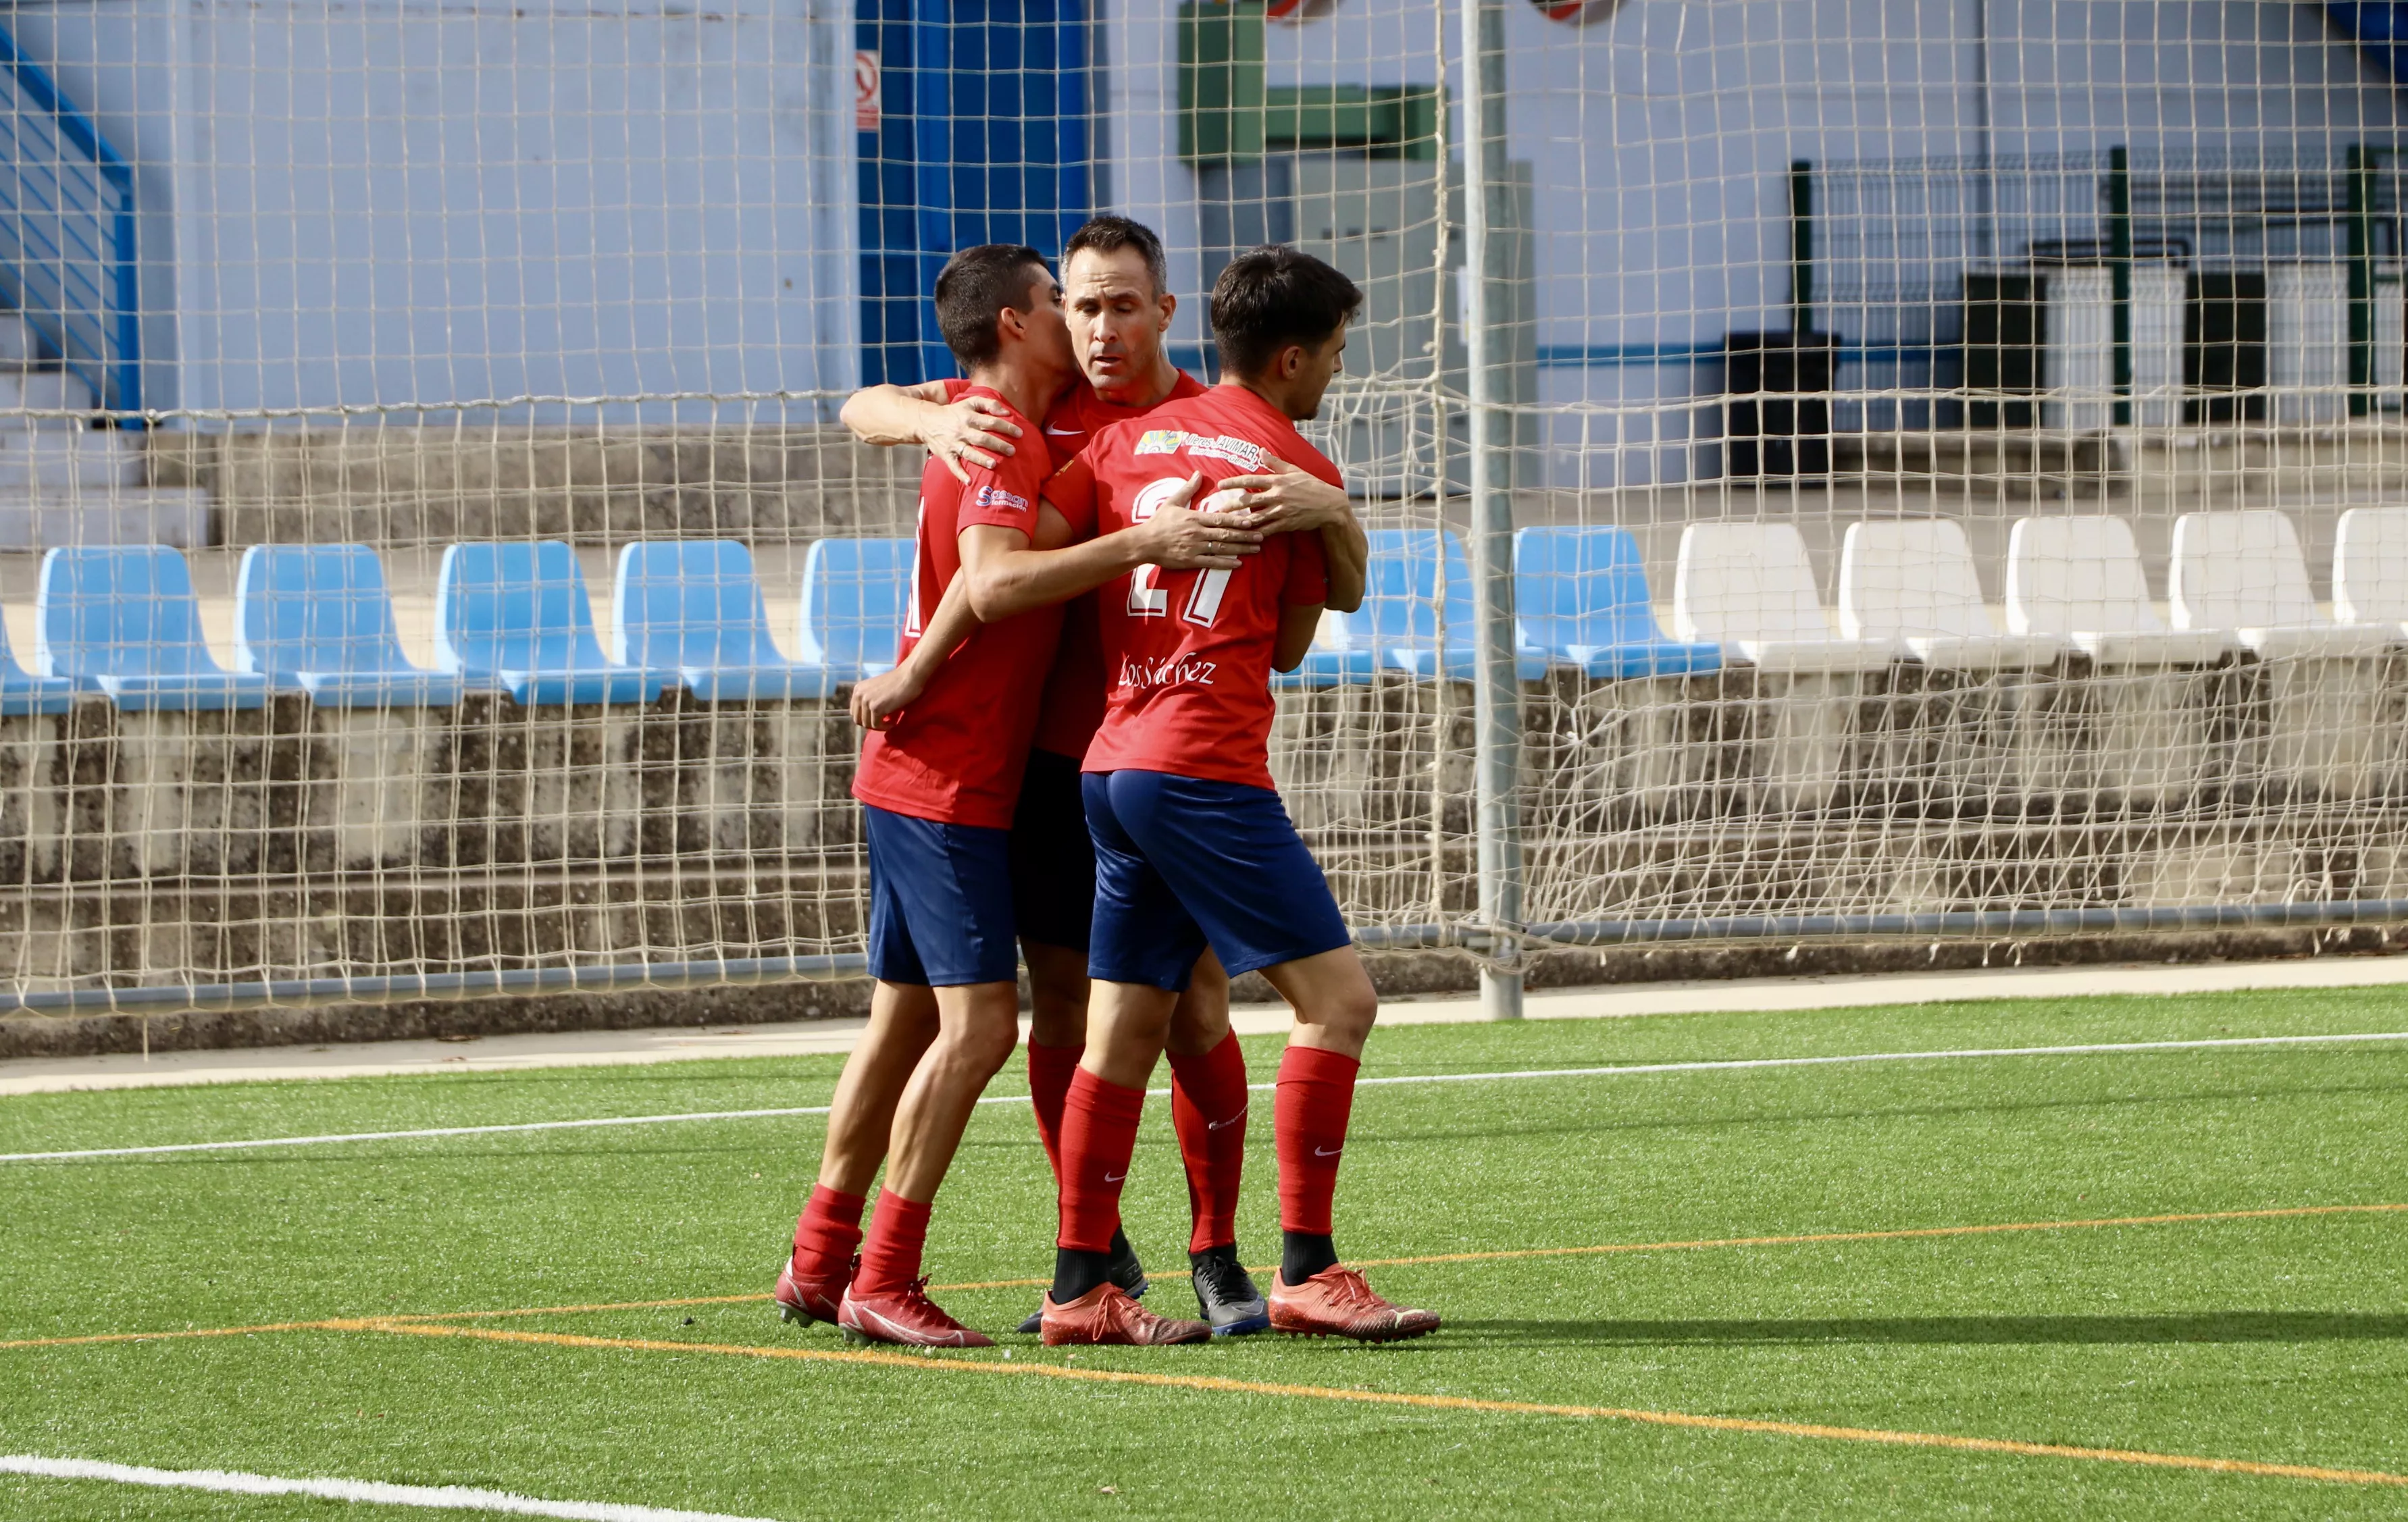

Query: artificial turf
[3,987,2407,1519]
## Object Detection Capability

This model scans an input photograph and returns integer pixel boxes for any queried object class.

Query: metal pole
[2108,145,2132,427]
[1460,0,1522,1019]
[1789,160,1814,335]
[2348,143,2374,419]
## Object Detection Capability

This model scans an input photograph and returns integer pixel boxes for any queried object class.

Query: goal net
[0,0,2402,1017]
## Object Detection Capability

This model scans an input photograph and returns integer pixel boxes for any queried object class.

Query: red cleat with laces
[774,1253,853,1328]
[1268,1265,1441,1343]
[837,1280,995,1348]
[1040,1282,1212,1346]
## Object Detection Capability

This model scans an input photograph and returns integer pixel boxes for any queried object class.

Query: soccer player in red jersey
[838,217,1364,1335]
[1025,247,1437,1344]
[773,244,1256,1347]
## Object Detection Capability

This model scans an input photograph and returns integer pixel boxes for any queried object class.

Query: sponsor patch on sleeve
[973,484,1031,513]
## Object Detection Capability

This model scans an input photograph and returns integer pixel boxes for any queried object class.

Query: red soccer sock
[1274,1045,1361,1238]
[853,1188,932,1297]
[790,1184,865,1278]
[1027,1039,1086,1188]
[1055,1068,1147,1254]
[1169,1032,1251,1254]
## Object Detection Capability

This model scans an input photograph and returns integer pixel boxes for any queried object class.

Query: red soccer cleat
[773,1253,853,1328]
[1040,1282,1212,1347]
[1268,1265,1441,1343]
[837,1279,996,1348]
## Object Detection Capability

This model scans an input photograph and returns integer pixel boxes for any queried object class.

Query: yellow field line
[356,1318,2408,1489]
[387,1201,2408,1318]
[0,1320,354,1351]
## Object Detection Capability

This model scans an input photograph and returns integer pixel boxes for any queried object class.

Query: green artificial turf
[3,987,2407,1519]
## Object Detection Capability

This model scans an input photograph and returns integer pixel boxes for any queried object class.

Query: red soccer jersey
[942,370,1210,758]
[1041,384,1335,791]
[851,386,1062,830]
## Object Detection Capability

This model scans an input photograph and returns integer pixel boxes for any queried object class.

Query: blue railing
[0,23,138,418]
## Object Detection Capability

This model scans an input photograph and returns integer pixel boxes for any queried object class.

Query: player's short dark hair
[1063,215,1169,297]
[1209,247,1363,378]
[934,243,1050,369]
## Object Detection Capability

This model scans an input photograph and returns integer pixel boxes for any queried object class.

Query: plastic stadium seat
[610,540,830,700]
[233,544,467,706]
[433,541,669,706]
[1291,529,1546,687]
[34,546,271,710]
[0,600,74,716]
[2332,507,2408,633]
[792,537,913,683]
[1837,519,2064,671]
[2004,516,2237,666]
[1511,526,1721,680]
[2170,510,2394,660]
[1671,523,1905,673]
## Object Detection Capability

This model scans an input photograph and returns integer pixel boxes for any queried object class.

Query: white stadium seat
[1837,519,2063,671]
[2170,510,2394,659]
[2005,515,2237,666]
[2333,506,2408,633]
[1672,522,1905,673]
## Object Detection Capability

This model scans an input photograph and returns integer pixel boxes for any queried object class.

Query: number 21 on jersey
[1127,476,1237,627]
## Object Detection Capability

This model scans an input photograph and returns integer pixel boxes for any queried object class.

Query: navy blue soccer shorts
[1009,748,1096,953]
[862,803,1019,987]
[1082,768,1352,992]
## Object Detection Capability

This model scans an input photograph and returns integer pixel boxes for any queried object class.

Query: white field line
[0,1453,783,1521]
[7,1029,2407,1165]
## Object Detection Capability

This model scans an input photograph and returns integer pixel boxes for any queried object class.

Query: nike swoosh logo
[1103,1171,1127,1182]
[1045,425,1082,436]
[1314,1146,1342,1157]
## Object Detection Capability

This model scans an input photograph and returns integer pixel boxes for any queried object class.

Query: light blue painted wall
[9,0,856,421]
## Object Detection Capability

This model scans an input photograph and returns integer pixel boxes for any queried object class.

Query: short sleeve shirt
[942,370,1210,759]
[850,385,1062,829]
[1041,384,1337,791]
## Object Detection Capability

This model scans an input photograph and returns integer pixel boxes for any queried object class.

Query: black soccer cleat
[1017,1228,1148,1334]
[1190,1247,1270,1337]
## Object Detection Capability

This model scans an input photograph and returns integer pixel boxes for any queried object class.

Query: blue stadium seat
[35,546,271,711]
[0,602,75,716]
[433,541,669,706]
[1289,529,1547,687]
[794,537,913,684]
[234,544,467,706]
[1512,525,1723,679]
[609,540,831,700]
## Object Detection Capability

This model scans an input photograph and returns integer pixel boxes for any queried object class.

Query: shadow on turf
[1442,1313,2408,1347]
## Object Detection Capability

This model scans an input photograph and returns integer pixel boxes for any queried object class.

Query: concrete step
[0,430,143,493]
[0,488,213,549]
[0,370,96,416]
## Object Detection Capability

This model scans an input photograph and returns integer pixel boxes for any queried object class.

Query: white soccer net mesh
[0,0,2402,1016]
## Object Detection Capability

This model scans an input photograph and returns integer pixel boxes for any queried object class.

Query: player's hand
[927,396,1023,483]
[849,663,928,731]
[1211,457,1354,533]
[1134,473,1264,570]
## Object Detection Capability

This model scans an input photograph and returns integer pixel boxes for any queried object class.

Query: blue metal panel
[0,22,140,419]
[856,0,1097,386]
[2329,3,2408,88]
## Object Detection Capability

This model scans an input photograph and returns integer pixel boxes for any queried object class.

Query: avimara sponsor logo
[1117,653,1219,690]
[973,484,1030,512]
[1131,429,1270,470]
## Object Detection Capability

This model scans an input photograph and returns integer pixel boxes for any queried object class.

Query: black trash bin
[1724,331,1837,478]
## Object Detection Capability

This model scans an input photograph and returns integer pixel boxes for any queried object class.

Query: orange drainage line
[389,1201,2408,1321]
[357,1319,2408,1490]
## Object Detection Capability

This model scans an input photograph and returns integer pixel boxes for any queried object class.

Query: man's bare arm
[1216,458,1366,612]
[848,571,980,731]
[1273,602,1327,673]
[838,383,1023,482]
[959,477,1267,624]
